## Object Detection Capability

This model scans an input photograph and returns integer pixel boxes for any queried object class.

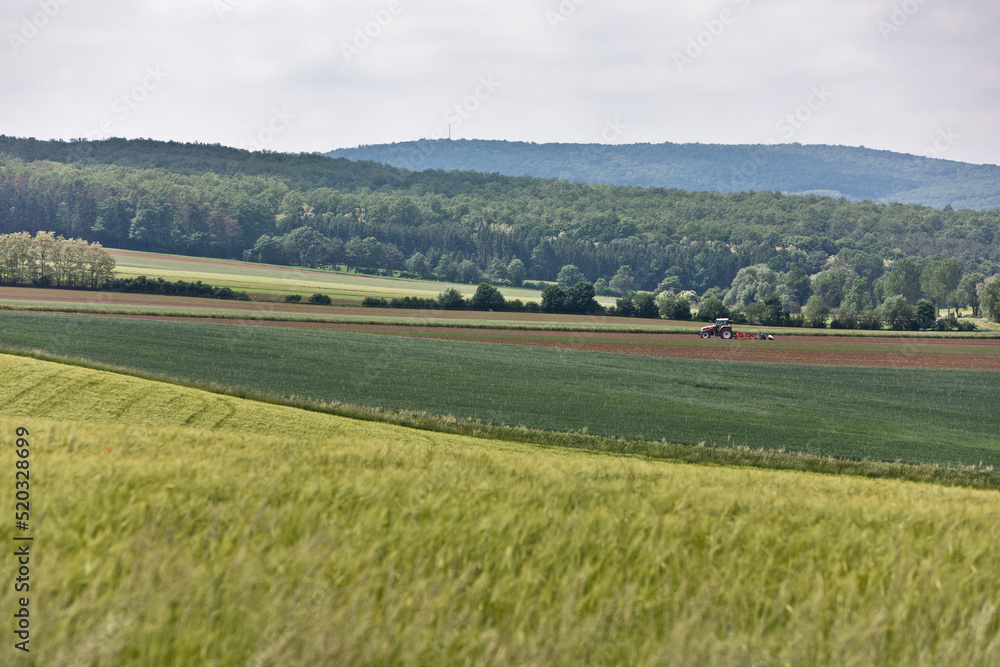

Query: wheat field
[1,354,998,665]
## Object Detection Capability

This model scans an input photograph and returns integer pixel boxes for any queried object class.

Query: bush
[671,299,692,321]
[363,296,389,308]
[932,315,977,332]
[541,285,567,313]
[614,296,636,318]
[308,293,332,305]
[471,283,506,311]
[803,295,831,328]
[284,294,302,303]
[565,282,602,315]
[111,276,249,300]
[632,292,659,319]
[857,310,883,330]
[831,305,859,330]
[389,296,438,310]
[879,296,916,331]
[437,288,466,310]
[593,278,612,296]
[697,296,729,322]
[916,300,937,330]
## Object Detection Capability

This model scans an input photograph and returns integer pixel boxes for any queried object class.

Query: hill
[325,139,1000,210]
[2,136,999,297]
[3,352,1000,664]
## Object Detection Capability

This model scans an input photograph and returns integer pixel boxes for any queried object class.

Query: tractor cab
[699,317,734,339]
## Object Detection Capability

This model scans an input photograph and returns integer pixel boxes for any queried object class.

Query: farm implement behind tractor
[699,318,772,340]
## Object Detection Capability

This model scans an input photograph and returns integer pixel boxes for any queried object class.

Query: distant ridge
[325,139,1000,211]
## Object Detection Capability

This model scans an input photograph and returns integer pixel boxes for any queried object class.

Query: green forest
[2,136,999,322]
[327,139,1000,210]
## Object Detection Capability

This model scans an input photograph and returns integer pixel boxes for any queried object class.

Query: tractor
[700,318,734,339]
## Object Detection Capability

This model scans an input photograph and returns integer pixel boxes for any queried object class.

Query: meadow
[2,353,999,665]
[1,311,997,469]
[108,249,551,303]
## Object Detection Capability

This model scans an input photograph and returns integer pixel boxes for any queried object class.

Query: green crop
[0,311,998,468]
[1,354,998,665]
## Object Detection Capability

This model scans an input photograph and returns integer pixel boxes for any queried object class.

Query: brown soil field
[41,310,1000,370]
[0,286,666,325]
[0,286,339,314]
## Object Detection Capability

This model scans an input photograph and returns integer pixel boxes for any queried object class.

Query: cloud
[1,0,997,165]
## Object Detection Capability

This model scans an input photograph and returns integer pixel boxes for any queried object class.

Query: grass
[2,354,999,665]
[1,310,997,468]
[108,248,547,302]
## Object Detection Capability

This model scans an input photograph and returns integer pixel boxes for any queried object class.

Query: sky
[2,0,999,165]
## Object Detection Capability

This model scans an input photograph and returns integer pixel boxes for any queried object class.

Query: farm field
[0,285,670,330]
[108,248,551,303]
[115,317,1000,370]
[1,310,998,468]
[2,353,999,665]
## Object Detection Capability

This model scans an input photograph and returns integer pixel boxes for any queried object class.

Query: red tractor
[700,318,735,339]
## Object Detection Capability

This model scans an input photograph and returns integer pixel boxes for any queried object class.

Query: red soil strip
[0,286,651,324]
[0,286,341,314]
[33,310,1000,371]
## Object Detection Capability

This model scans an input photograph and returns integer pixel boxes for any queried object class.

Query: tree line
[0,231,115,288]
[2,137,999,314]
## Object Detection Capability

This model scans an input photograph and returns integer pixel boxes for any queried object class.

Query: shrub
[856,309,883,330]
[471,283,506,311]
[565,282,602,315]
[916,300,937,330]
[803,295,831,328]
[632,292,659,319]
[614,296,636,318]
[284,294,302,303]
[389,296,438,310]
[541,285,567,313]
[697,297,729,322]
[437,288,466,310]
[363,296,389,308]
[308,293,332,305]
[831,305,859,330]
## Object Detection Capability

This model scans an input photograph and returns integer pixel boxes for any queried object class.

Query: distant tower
[448,124,452,140]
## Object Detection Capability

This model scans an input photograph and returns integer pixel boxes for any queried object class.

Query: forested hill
[325,140,1000,211]
[1,136,409,191]
[1,136,998,298]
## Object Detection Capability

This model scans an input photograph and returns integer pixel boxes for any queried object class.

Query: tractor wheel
[721,329,733,340]
[700,331,711,339]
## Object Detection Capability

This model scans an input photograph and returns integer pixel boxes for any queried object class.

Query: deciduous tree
[803,295,831,328]
[557,264,586,287]
[471,283,506,311]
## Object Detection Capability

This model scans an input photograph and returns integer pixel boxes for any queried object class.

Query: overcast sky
[3,0,998,165]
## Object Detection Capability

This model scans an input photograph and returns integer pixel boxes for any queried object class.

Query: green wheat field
[1,353,999,665]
